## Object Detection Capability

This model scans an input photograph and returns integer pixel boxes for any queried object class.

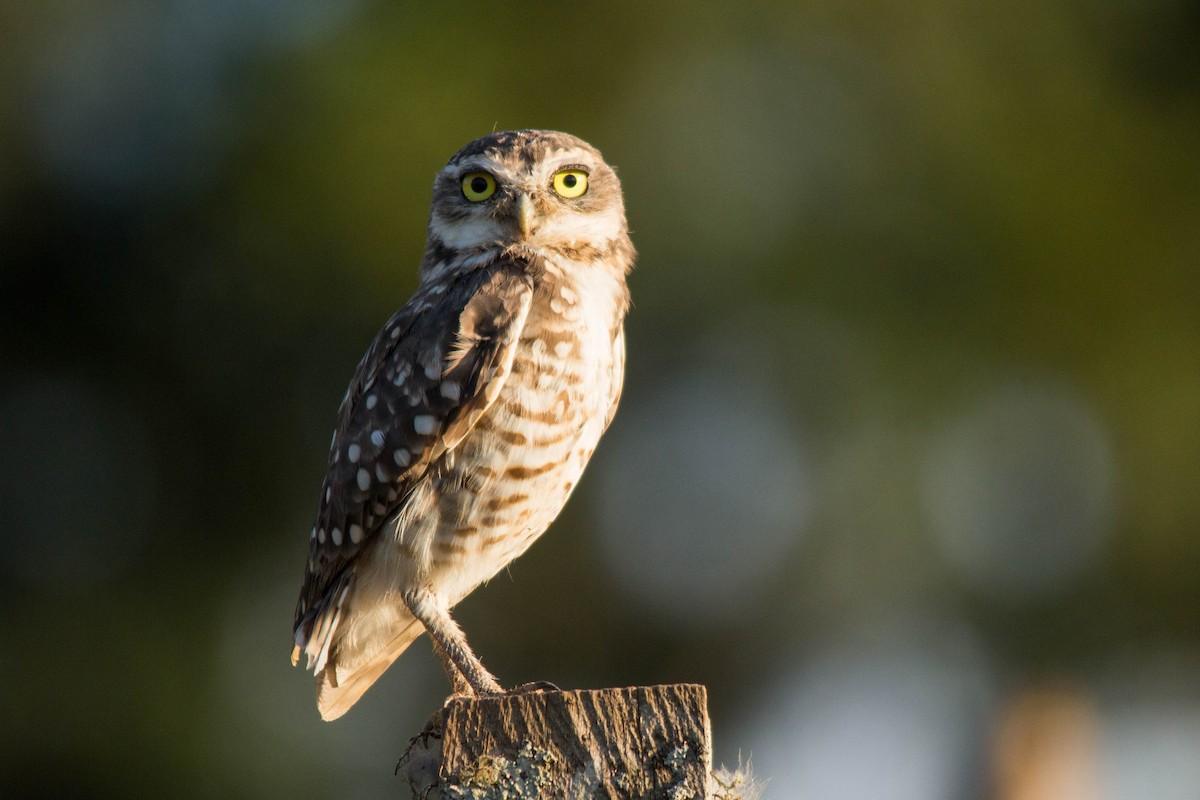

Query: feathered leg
[430,638,472,696]
[403,587,502,694]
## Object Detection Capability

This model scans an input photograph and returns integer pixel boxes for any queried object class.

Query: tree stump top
[405,684,713,799]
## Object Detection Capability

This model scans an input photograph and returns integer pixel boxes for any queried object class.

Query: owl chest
[498,288,618,444]
[454,279,621,508]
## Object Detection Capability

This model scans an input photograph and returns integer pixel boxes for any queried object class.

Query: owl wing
[292,258,534,669]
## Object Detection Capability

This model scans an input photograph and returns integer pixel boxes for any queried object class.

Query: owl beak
[516,193,535,238]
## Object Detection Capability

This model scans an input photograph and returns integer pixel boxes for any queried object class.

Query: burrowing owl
[291,130,634,720]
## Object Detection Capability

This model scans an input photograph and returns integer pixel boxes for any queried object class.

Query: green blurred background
[2,1,1199,798]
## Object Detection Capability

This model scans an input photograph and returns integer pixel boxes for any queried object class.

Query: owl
[291,130,635,720]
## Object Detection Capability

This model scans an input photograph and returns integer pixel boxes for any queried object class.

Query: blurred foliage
[1,1,1198,798]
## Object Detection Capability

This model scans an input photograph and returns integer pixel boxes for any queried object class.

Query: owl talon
[397,711,444,799]
[509,680,560,694]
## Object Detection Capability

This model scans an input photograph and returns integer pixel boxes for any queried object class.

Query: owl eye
[552,169,589,199]
[461,172,497,202]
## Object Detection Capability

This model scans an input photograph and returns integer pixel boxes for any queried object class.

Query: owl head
[425,130,629,255]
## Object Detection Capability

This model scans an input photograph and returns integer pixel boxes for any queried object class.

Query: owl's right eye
[461,172,497,202]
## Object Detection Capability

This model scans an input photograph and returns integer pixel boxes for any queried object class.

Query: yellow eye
[552,169,588,199]
[461,172,496,202]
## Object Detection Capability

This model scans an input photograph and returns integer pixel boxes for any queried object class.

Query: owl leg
[403,588,502,695]
[430,638,472,696]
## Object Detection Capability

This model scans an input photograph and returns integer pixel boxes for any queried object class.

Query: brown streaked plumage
[291,130,634,720]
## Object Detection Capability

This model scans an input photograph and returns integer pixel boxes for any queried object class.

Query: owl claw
[509,680,561,694]
[396,710,444,797]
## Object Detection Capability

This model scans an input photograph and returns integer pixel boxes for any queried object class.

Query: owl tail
[316,617,425,721]
[292,570,356,674]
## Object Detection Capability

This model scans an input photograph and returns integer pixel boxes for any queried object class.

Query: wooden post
[401,684,714,799]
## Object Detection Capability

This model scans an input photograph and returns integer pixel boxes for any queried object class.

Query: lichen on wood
[401,684,714,799]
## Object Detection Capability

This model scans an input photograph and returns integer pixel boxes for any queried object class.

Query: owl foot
[509,680,561,694]
[396,710,443,798]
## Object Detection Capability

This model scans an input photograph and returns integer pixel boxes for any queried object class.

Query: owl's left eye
[552,169,589,199]
[461,172,497,202]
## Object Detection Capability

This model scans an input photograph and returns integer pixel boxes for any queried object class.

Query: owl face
[427,130,627,252]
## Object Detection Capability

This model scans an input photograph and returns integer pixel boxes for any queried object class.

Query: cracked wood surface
[407,684,712,799]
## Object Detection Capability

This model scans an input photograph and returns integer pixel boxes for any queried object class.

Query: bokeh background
[2,1,1199,798]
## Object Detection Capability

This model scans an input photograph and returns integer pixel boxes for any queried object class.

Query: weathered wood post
[401,684,714,799]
